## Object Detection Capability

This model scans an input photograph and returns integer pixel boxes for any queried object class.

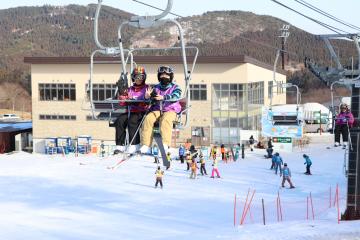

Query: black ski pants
[334,124,349,143]
[200,164,207,175]
[115,112,145,146]
[155,178,163,188]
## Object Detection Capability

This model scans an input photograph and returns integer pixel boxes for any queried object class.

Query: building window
[39,114,76,120]
[89,84,117,101]
[39,83,76,101]
[276,81,284,94]
[190,84,207,101]
[212,82,264,144]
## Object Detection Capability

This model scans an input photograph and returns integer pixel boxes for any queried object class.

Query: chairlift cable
[294,0,360,32]
[132,0,183,18]
[270,0,350,35]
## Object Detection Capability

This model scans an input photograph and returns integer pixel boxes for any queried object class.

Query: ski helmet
[157,65,174,82]
[131,66,147,82]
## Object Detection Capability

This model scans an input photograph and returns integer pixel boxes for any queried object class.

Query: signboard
[261,106,304,139]
[273,137,293,152]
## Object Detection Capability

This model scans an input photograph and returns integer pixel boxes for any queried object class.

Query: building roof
[0,121,32,133]
[24,55,286,75]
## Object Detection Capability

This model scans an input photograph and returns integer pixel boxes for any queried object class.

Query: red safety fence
[233,184,347,226]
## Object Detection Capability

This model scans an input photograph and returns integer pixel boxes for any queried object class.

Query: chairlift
[88,0,199,130]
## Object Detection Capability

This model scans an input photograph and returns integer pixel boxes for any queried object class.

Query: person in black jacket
[265,138,273,158]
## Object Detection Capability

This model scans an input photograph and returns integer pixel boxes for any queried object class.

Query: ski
[153,132,170,168]
[107,153,135,170]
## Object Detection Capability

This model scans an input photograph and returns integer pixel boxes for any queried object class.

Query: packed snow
[0,134,359,240]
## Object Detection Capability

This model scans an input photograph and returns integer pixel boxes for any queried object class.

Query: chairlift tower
[305,33,360,220]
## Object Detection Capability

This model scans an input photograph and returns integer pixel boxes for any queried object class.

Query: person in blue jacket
[152,144,159,163]
[274,152,283,175]
[303,154,312,175]
[281,163,295,188]
[179,144,185,163]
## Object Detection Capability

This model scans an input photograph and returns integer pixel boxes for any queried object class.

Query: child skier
[220,144,226,162]
[274,152,283,175]
[210,158,221,178]
[190,159,199,179]
[166,152,172,170]
[179,144,185,163]
[186,152,192,171]
[155,166,164,189]
[281,163,295,188]
[249,135,255,151]
[303,154,312,175]
[234,143,240,161]
[210,145,217,161]
[153,144,159,163]
[199,153,207,175]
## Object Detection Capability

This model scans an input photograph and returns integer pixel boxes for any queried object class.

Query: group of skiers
[113,65,182,155]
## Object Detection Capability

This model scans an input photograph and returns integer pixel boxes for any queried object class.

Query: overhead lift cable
[293,0,360,32]
[270,0,351,35]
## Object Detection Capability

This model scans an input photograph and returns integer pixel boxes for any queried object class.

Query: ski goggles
[158,66,173,74]
[133,74,145,81]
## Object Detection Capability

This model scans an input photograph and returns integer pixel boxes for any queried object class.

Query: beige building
[24,55,286,153]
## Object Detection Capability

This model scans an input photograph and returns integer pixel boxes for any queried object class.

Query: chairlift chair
[88,0,198,130]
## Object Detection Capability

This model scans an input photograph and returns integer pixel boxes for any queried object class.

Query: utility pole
[279,25,290,70]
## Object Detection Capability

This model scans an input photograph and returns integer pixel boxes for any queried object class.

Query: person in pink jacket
[114,66,149,154]
[334,103,354,149]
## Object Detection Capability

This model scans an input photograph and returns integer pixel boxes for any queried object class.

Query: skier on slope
[152,144,159,163]
[139,66,182,154]
[198,153,207,175]
[303,154,312,175]
[249,135,255,151]
[281,163,295,188]
[178,144,185,163]
[274,152,283,175]
[210,158,221,178]
[190,159,199,179]
[114,66,150,154]
[210,145,217,161]
[155,166,164,189]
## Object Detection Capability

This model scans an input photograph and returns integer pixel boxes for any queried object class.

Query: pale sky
[0,0,359,35]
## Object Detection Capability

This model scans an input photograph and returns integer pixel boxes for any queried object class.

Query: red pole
[329,186,332,209]
[334,184,338,207]
[234,193,237,227]
[240,189,250,225]
[278,191,283,221]
[241,190,256,225]
[336,185,340,224]
[310,192,315,220]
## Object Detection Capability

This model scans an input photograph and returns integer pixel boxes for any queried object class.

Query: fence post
[310,192,314,220]
[277,191,283,221]
[262,198,266,225]
[336,184,340,224]
[234,193,237,227]
[307,196,309,220]
[329,186,332,208]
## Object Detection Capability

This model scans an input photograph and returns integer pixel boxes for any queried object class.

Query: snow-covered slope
[0,137,359,240]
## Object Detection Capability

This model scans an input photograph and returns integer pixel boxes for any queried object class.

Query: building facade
[24,56,286,152]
